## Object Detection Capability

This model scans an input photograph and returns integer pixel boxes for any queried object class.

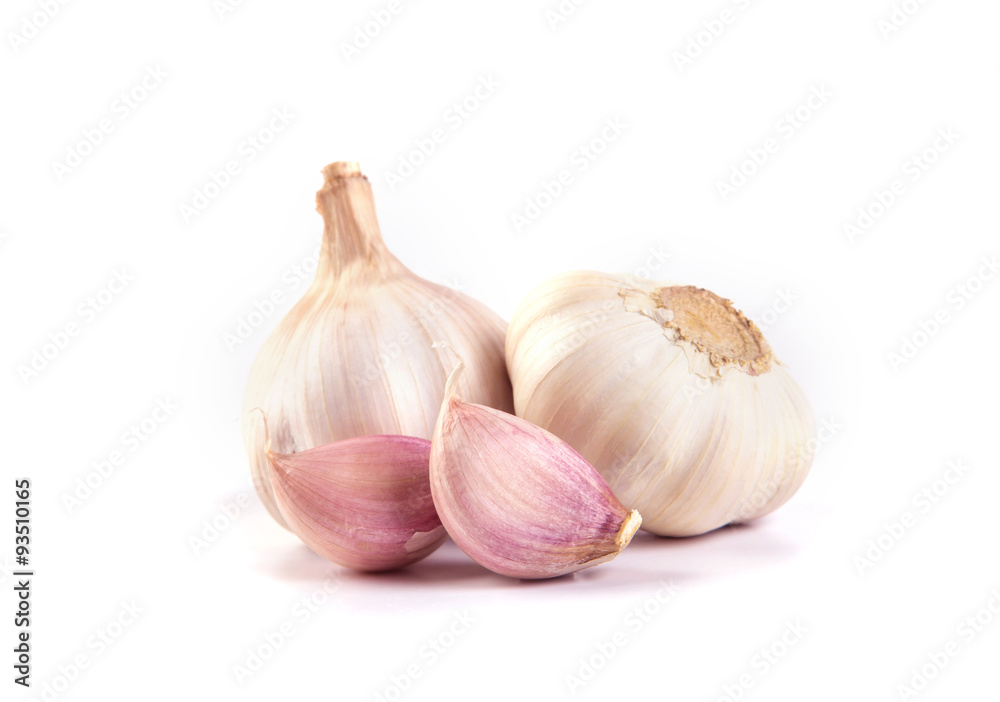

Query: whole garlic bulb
[505,271,816,537]
[243,162,513,527]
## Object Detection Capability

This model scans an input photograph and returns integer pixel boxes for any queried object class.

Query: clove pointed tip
[443,357,466,404]
[248,407,274,455]
[263,447,287,480]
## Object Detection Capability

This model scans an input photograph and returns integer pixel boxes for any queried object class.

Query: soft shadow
[255,545,349,583]
[343,542,497,587]
[254,516,804,594]
[255,539,498,587]
[620,517,801,578]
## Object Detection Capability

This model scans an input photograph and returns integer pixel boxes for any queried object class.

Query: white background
[2,0,999,700]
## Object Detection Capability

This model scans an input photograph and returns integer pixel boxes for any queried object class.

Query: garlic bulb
[430,360,642,579]
[506,271,815,537]
[242,162,513,527]
[268,435,445,571]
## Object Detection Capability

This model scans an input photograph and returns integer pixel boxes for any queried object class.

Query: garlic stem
[314,161,399,278]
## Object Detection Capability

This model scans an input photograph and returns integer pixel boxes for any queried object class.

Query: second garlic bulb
[506,271,816,537]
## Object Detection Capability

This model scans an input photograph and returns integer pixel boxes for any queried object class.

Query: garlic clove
[267,434,445,571]
[506,272,816,537]
[429,360,642,580]
[242,162,513,529]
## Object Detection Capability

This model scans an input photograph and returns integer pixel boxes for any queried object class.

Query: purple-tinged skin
[268,434,445,571]
[430,361,641,579]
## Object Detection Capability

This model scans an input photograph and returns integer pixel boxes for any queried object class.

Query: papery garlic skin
[506,271,816,537]
[243,162,513,527]
[268,435,445,571]
[430,361,642,579]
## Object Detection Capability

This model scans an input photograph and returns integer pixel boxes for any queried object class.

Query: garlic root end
[615,509,642,550]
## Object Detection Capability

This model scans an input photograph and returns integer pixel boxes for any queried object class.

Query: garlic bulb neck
[315,161,401,280]
[651,285,773,375]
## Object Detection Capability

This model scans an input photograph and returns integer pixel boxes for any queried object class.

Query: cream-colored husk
[242,163,513,527]
[505,271,816,537]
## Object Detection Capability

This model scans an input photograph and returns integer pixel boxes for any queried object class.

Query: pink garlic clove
[429,361,641,580]
[267,435,445,571]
